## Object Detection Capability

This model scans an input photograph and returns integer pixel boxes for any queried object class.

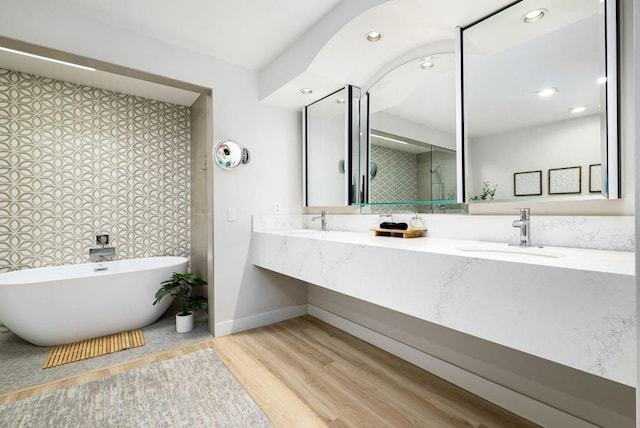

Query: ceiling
[56,0,343,71]
[0,0,516,109]
[0,0,342,105]
[262,0,515,108]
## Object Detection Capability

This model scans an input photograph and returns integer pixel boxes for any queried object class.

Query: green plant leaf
[153,286,174,305]
[153,272,208,313]
[188,296,208,312]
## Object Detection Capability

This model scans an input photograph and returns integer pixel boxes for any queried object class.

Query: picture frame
[548,166,581,194]
[513,170,542,196]
[589,163,602,193]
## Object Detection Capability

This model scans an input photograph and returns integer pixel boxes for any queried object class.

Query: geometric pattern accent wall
[0,68,191,272]
[370,144,417,214]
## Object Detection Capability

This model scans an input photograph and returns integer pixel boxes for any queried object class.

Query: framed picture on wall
[513,170,542,196]
[549,166,581,194]
[589,164,602,193]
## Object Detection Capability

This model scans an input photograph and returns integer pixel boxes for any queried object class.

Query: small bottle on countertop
[409,213,425,231]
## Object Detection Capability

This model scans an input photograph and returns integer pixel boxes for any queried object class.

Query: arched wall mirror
[460,0,619,203]
[361,48,461,213]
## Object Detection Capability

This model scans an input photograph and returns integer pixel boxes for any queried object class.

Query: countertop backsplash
[253,214,634,252]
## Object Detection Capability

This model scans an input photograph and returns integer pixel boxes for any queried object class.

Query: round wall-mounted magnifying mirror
[214,140,243,169]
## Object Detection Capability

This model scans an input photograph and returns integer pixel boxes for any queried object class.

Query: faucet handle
[514,208,530,219]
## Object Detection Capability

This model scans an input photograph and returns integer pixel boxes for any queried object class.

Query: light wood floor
[1,316,538,427]
[213,316,537,428]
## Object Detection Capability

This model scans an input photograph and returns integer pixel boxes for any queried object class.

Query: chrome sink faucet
[512,208,531,247]
[312,210,327,231]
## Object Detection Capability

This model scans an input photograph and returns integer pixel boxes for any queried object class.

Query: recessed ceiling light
[597,77,607,85]
[522,8,547,24]
[336,98,346,104]
[365,31,382,42]
[0,46,96,71]
[300,88,313,95]
[420,62,434,70]
[569,106,588,114]
[535,87,558,97]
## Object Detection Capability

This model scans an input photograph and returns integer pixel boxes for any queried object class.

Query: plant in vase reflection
[469,181,497,201]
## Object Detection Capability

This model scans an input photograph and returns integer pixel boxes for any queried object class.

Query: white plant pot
[176,312,194,333]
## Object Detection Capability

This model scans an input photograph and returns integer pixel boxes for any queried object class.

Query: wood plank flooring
[1,316,538,427]
[214,316,537,428]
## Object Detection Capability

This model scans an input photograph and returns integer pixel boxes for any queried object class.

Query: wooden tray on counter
[371,228,427,238]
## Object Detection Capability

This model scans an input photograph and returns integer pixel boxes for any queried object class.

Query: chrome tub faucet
[512,208,530,247]
[89,233,116,262]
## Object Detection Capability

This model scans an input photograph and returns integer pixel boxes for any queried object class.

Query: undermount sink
[455,245,565,259]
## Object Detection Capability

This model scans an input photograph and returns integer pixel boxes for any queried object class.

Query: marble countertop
[260,229,634,276]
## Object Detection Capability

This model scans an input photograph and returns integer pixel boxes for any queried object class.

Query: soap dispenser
[409,213,425,231]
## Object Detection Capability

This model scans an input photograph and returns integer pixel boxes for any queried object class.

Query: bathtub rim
[0,256,190,285]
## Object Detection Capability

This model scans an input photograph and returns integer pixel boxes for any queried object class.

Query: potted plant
[153,272,208,333]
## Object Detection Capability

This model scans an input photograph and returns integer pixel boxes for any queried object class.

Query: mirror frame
[457,0,620,203]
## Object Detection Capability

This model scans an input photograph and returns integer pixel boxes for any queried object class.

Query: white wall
[468,115,602,200]
[0,0,308,335]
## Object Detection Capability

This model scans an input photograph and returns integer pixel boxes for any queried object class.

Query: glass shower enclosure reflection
[369,130,457,213]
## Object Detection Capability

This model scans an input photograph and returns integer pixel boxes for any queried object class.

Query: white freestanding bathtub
[0,256,188,346]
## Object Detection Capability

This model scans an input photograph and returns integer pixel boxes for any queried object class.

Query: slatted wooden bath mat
[43,329,145,369]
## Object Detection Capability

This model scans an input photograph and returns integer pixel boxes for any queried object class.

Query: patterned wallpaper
[0,68,191,271]
[370,144,417,214]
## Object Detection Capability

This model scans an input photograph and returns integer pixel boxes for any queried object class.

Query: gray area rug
[0,312,213,395]
[0,348,273,428]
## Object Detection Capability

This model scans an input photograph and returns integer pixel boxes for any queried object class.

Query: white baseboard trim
[309,304,596,428]
[215,304,308,337]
